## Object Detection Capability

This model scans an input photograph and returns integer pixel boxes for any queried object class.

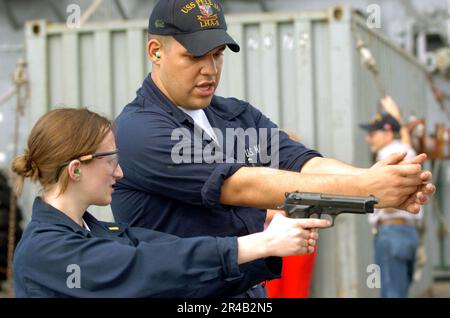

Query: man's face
[365,130,393,153]
[156,38,225,109]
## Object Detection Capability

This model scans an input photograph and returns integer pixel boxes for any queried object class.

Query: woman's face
[80,131,123,206]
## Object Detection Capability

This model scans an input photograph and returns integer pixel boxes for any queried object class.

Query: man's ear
[67,160,82,181]
[147,38,162,64]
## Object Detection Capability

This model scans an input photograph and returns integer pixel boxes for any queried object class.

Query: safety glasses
[54,149,119,182]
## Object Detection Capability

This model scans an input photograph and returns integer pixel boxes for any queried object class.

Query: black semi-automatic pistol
[282,192,379,227]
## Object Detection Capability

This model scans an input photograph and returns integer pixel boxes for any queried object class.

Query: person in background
[12,108,330,298]
[360,96,423,298]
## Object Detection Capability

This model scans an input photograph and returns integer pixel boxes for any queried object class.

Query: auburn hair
[12,108,112,195]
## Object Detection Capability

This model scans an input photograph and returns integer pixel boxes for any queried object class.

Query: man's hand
[380,151,435,211]
[365,151,435,213]
[399,152,435,210]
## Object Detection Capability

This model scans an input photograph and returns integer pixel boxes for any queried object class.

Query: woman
[12,108,329,297]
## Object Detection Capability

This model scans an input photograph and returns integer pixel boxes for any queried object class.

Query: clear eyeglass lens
[109,153,119,171]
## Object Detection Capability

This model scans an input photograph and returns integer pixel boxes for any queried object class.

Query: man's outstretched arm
[220,152,435,214]
[301,156,366,176]
[300,152,435,209]
[301,151,426,176]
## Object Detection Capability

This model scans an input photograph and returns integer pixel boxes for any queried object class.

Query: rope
[427,75,450,122]
[4,58,28,297]
[0,86,16,107]
[351,24,386,112]
[80,0,104,25]
[351,22,450,123]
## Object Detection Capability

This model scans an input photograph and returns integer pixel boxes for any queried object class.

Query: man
[111,0,435,297]
[360,96,423,298]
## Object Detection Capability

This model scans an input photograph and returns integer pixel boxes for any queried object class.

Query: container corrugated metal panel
[24,5,433,297]
[435,161,450,271]
[25,20,152,222]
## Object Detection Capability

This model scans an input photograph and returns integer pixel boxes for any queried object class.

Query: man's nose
[200,55,218,75]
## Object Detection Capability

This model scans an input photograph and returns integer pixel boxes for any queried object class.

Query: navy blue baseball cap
[359,113,401,133]
[148,0,240,57]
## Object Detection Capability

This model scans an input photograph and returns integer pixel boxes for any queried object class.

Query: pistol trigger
[331,216,336,226]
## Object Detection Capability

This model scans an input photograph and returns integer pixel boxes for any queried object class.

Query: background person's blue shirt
[111,74,322,238]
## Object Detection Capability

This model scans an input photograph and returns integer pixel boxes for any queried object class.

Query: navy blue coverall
[111,75,322,297]
[13,197,281,297]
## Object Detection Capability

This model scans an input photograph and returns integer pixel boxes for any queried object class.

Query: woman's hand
[237,214,331,264]
[262,213,330,256]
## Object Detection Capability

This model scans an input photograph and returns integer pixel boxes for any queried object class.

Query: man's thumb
[380,151,407,165]
[400,153,427,165]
